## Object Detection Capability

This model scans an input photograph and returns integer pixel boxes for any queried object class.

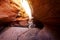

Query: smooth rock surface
[0,27,54,40]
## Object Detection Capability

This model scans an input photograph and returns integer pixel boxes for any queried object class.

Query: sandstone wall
[30,0,60,25]
[0,0,19,22]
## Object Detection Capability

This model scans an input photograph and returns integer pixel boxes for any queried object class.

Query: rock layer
[0,0,19,22]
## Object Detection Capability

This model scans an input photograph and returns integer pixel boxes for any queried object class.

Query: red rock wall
[30,0,60,25]
[0,0,19,22]
[30,0,60,39]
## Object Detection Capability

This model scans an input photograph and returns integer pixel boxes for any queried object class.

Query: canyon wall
[0,0,19,22]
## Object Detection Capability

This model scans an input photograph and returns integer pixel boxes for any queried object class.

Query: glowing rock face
[12,0,32,19]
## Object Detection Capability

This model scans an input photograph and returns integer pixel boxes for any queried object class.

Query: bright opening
[20,0,32,19]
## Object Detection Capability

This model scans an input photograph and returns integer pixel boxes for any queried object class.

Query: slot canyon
[0,0,60,40]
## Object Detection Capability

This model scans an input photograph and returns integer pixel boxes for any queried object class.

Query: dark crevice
[33,19,44,29]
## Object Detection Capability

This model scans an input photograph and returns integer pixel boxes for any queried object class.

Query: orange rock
[0,0,19,22]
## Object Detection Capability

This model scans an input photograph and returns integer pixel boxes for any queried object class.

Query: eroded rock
[0,0,19,22]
